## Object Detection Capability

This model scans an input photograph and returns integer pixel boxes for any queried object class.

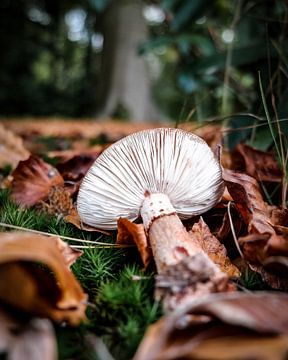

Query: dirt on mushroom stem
[140,192,233,312]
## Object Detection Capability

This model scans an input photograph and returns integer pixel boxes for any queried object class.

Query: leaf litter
[0,120,288,359]
[0,231,87,360]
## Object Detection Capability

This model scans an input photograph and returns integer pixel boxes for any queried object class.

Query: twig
[0,222,134,248]
[227,202,244,257]
[70,244,124,249]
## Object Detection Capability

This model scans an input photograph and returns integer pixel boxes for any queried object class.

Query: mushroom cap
[77,128,223,229]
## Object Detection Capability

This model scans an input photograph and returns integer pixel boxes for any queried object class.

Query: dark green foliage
[72,247,124,293]
[0,190,48,229]
[92,265,161,359]
[0,165,12,178]
[240,267,268,291]
[145,0,288,147]
[0,0,102,117]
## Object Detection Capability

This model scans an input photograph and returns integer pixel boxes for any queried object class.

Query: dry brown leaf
[189,218,240,277]
[0,123,30,170]
[3,119,165,142]
[117,218,152,268]
[216,202,245,245]
[133,292,288,360]
[223,169,288,289]
[51,150,102,198]
[11,155,64,207]
[221,186,233,202]
[55,150,101,183]
[65,207,111,235]
[270,208,288,227]
[235,143,282,182]
[0,232,87,325]
[239,232,288,261]
[223,169,288,259]
[223,169,274,234]
[55,236,83,267]
[38,185,74,216]
[0,306,57,360]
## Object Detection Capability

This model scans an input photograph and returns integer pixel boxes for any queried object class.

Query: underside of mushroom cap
[77,128,224,229]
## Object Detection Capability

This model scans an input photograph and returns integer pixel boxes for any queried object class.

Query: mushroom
[77,128,230,308]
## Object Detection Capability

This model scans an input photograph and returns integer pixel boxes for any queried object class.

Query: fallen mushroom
[77,128,231,309]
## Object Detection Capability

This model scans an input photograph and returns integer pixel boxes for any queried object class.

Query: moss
[91,265,161,360]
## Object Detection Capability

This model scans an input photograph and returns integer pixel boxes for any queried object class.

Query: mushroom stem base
[141,193,233,311]
[155,252,232,312]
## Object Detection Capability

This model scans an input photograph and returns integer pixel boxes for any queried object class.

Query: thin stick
[227,202,244,258]
[0,222,134,248]
[70,244,127,249]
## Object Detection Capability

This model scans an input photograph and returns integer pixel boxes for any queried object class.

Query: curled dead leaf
[189,218,240,278]
[117,218,152,268]
[235,143,282,182]
[223,169,288,259]
[0,232,87,325]
[223,169,288,289]
[223,169,274,234]
[133,292,288,360]
[11,156,64,207]
[55,236,83,267]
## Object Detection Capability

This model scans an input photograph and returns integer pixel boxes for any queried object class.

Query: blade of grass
[258,71,281,159]
[259,71,287,207]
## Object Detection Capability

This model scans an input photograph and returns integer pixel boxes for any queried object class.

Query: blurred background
[1,0,288,146]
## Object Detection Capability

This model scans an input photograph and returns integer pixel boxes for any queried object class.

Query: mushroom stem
[140,192,217,271]
[141,192,230,310]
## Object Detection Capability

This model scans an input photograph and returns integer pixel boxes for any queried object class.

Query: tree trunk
[100,0,162,122]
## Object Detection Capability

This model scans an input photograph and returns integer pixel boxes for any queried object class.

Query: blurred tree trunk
[99,0,161,122]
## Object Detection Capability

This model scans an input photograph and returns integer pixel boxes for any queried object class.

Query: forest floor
[0,118,287,360]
